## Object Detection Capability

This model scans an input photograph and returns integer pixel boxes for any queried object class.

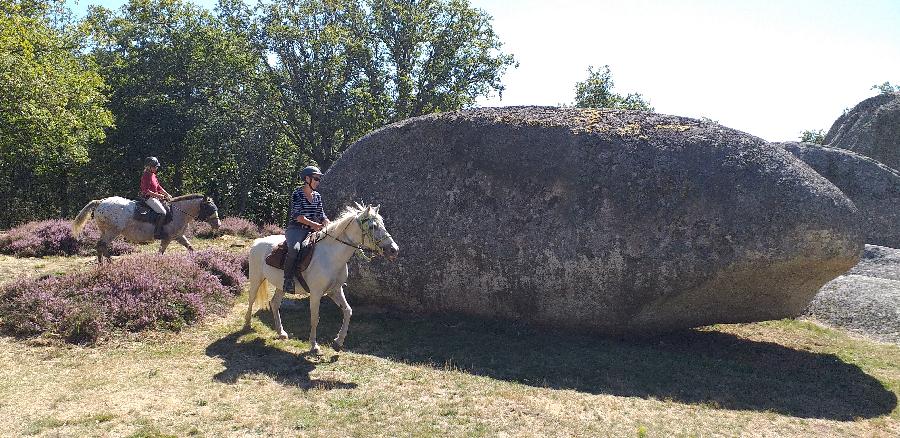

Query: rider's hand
[312,223,323,232]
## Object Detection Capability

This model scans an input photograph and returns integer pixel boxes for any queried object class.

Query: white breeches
[146,198,167,214]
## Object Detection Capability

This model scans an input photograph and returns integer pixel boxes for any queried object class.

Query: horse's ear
[374,204,380,213]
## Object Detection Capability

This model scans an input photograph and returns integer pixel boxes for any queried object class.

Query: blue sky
[66,0,900,141]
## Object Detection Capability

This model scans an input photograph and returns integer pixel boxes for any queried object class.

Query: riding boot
[282,247,300,293]
[154,214,168,240]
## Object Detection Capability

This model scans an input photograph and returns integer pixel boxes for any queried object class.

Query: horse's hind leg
[244,268,263,329]
[270,287,289,340]
[308,292,322,355]
[95,241,106,265]
[96,235,114,265]
[328,284,352,351]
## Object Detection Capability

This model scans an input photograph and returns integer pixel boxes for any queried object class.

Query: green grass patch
[22,417,65,435]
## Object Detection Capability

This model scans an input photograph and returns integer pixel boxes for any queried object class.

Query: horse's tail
[253,277,272,310]
[249,238,274,310]
[72,199,102,237]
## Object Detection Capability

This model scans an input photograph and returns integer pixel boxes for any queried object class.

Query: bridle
[316,212,392,260]
[166,198,217,222]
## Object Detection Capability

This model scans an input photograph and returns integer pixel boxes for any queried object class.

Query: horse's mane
[170,193,206,202]
[322,203,369,235]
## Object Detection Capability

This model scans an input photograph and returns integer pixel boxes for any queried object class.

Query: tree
[0,0,112,226]
[871,81,900,95]
[257,0,380,174]
[369,0,516,120]
[800,129,825,145]
[85,0,286,220]
[259,0,516,170]
[573,65,652,111]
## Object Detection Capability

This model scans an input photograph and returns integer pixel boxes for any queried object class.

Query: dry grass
[0,237,897,437]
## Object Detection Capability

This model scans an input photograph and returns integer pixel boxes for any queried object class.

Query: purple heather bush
[0,250,246,344]
[191,217,274,239]
[260,223,284,236]
[0,220,135,258]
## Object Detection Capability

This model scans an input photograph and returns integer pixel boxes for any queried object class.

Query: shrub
[261,223,284,236]
[219,217,261,238]
[0,219,135,258]
[189,249,248,291]
[191,217,279,239]
[189,221,216,238]
[0,250,246,344]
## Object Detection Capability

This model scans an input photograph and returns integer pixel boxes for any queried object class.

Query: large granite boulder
[779,142,900,248]
[825,92,900,171]
[322,107,863,333]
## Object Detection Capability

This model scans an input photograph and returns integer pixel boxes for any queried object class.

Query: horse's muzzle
[384,244,400,261]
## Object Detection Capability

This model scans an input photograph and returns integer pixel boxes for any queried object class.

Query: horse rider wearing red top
[140,157,173,239]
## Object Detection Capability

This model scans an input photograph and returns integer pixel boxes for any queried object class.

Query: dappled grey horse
[71,194,221,264]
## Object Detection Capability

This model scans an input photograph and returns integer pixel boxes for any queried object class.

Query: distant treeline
[0,0,515,228]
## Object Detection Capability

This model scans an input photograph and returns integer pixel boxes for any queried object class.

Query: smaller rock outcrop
[825,92,900,171]
[780,142,900,248]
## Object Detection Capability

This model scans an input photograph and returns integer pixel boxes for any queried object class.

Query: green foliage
[84,0,292,224]
[260,0,516,168]
[0,0,113,225]
[573,65,652,111]
[800,129,826,144]
[0,0,514,228]
[871,81,900,94]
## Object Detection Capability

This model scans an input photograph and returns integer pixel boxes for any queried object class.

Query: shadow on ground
[245,297,897,420]
[205,329,356,390]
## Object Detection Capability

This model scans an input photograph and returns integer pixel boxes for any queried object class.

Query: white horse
[71,194,222,264]
[244,203,399,354]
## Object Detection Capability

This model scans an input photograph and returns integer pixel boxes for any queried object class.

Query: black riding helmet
[145,156,161,168]
[301,165,323,180]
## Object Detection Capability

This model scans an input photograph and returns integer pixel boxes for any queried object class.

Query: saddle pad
[264,238,316,276]
[133,200,173,224]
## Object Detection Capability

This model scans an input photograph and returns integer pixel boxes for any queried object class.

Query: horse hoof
[331,340,343,352]
[278,332,289,340]
[310,345,321,355]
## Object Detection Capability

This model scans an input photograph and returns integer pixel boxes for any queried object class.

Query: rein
[165,199,213,222]
[314,213,390,261]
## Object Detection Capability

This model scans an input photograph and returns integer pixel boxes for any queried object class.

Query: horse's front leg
[308,292,322,355]
[175,235,195,252]
[270,286,289,339]
[158,239,171,254]
[329,284,352,351]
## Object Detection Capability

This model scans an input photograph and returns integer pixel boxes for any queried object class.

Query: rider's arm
[296,215,323,231]
[141,189,165,199]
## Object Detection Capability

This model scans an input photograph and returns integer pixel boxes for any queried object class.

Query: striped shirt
[287,188,327,230]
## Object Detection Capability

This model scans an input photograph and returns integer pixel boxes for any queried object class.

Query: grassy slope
[0,237,897,437]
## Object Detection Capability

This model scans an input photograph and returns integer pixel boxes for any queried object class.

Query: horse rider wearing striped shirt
[283,165,331,293]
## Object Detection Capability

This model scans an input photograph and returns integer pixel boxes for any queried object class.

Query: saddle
[133,199,174,224]
[265,235,317,280]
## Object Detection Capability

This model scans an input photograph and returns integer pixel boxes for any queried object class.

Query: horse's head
[197,196,221,230]
[354,203,399,260]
